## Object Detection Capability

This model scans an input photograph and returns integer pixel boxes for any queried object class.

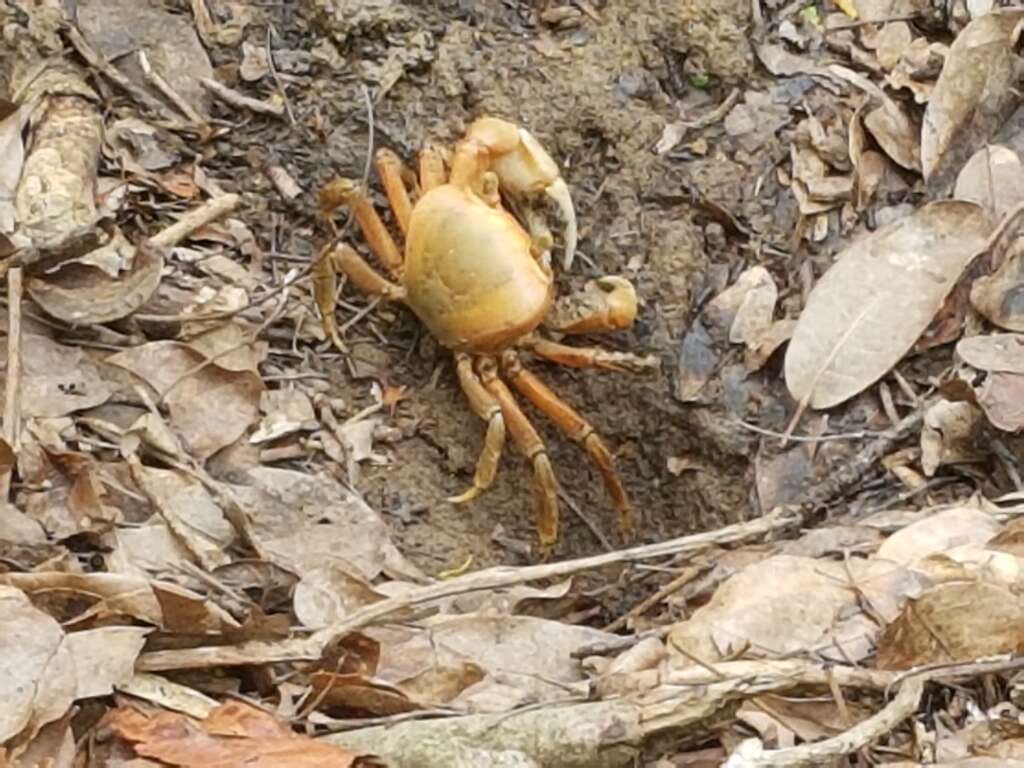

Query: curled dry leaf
[102,701,364,767]
[2,335,113,418]
[0,586,75,743]
[954,145,1024,219]
[876,581,1024,669]
[107,340,262,460]
[920,399,983,476]
[668,555,922,666]
[921,10,1024,194]
[971,237,1024,331]
[863,97,921,173]
[977,372,1024,431]
[26,235,163,325]
[876,506,1002,567]
[0,572,235,633]
[785,201,992,409]
[957,333,1024,372]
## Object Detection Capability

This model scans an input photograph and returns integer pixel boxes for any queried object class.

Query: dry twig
[0,268,23,498]
[200,77,286,118]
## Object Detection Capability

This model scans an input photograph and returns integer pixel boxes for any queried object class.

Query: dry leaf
[957,333,1024,372]
[117,673,219,719]
[103,701,362,767]
[251,389,317,444]
[130,462,235,570]
[27,235,162,325]
[0,586,75,743]
[877,581,1024,669]
[920,399,983,476]
[785,201,992,409]
[231,467,422,582]
[1,335,113,418]
[921,10,1024,193]
[977,372,1024,431]
[954,145,1024,219]
[293,565,386,630]
[108,341,262,460]
[66,627,150,699]
[863,97,921,173]
[675,319,718,402]
[0,104,27,233]
[876,506,1002,567]
[971,241,1024,331]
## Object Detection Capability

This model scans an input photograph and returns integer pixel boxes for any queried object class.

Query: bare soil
[210,0,795,571]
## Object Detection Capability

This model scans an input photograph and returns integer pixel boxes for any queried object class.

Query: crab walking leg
[319,178,404,276]
[374,149,413,236]
[419,146,447,192]
[325,243,406,301]
[501,351,633,536]
[523,338,659,374]
[478,357,560,550]
[448,353,506,504]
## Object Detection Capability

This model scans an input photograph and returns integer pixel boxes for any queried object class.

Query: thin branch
[0,268,23,498]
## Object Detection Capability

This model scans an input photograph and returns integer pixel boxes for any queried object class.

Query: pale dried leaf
[117,674,219,719]
[785,201,992,409]
[921,10,1024,193]
[251,389,317,444]
[131,463,235,570]
[954,145,1024,219]
[0,586,75,742]
[107,341,262,460]
[876,506,1002,566]
[66,627,150,699]
[978,372,1024,431]
[957,333,1024,372]
[920,399,983,476]
[106,521,194,578]
[0,104,27,233]
[293,564,386,629]
[232,467,422,581]
[971,242,1024,331]
[1,335,113,417]
[863,98,921,172]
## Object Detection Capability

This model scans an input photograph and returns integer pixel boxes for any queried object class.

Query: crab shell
[403,182,555,354]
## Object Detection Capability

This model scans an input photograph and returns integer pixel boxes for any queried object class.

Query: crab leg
[478,357,560,551]
[523,338,659,373]
[374,149,413,236]
[419,146,447,192]
[323,243,406,301]
[319,178,404,276]
[448,353,506,504]
[501,351,633,538]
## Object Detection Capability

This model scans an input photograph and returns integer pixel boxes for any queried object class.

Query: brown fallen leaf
[971,238,1024,331]
[108,340,262,460]
[977,372,1024,431]
[954,145,1024,220]
[26,234,162,325]
[957,333,1024,372]
[1,334,113,418]
[876,506,1002,567]
[863,97,921,173]
[785,201,992,409]
[921,10,1024,194]
[920,399,983,476]
[102,701,366,767]
[0,586,75,743]
[876,581,1024,669]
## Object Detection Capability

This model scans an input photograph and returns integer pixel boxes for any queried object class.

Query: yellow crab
[317,117,657,552]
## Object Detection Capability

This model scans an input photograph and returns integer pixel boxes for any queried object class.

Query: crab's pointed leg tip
[546,178,577,271]
[447,486,481,505]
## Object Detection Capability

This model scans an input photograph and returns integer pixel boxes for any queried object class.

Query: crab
[316,116,657,553]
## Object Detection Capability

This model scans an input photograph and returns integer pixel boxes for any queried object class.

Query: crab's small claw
[545,276,639,335]
[464,117,578,271]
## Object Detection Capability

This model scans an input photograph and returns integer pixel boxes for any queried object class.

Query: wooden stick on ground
[136,508,800,671]
[145,193,240,251]
[0,267,23,499]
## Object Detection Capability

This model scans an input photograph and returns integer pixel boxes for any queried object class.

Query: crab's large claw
[545,276,639,335]
[465,117,578,271]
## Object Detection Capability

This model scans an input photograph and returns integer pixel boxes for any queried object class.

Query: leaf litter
[6,0,1024,766]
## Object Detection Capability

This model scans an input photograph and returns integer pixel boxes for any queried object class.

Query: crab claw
[545,276,639,335]
[464,117,578,271]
